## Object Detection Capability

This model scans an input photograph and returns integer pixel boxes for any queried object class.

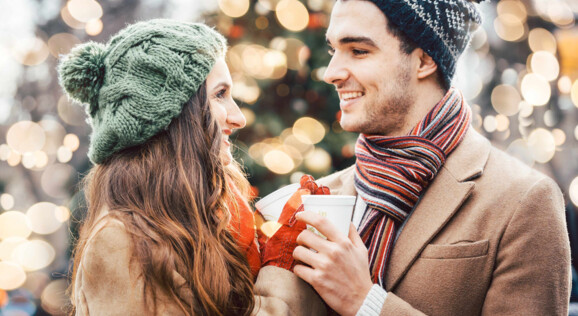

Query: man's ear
[415,49,438,80]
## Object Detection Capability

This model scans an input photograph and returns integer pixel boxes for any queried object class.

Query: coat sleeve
[74,221,185,316]
[253,266,327,316]
[480,177,571,315]
[377,177,571,316]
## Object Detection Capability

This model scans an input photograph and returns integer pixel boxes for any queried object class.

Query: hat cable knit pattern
[58,19,227,164]
[369,0,485,88]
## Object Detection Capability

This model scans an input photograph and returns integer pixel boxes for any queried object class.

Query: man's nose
[323,55,348,85]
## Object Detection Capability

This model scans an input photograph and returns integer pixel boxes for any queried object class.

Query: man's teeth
[341,92,364,101]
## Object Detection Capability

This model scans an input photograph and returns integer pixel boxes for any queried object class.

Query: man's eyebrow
[326,36,378,48]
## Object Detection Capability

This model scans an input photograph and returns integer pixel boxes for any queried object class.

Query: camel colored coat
[73,220,326,316]
[316,128,571,315]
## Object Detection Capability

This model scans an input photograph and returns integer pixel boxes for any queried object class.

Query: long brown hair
[70,82,255,315]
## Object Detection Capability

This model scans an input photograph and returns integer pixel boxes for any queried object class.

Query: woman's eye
[328,47,335,56]
[216,88,227,99]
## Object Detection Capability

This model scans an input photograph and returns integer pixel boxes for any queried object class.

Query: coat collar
[318,128,492,290]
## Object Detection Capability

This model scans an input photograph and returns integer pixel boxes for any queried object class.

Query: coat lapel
[385,128,491,290]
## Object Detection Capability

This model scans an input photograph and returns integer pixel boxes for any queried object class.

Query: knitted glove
[260,175,330,271]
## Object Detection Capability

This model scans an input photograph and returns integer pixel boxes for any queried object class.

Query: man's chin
[339,118,363,134]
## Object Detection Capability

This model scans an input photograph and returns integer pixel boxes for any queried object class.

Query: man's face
[324,0,416,136]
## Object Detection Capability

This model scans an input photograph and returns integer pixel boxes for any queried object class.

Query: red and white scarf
[354,88,471,286]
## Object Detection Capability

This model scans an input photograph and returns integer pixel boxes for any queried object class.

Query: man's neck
[399,81,447,136]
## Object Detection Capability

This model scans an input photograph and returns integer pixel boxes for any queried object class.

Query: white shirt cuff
[356,284,387,316]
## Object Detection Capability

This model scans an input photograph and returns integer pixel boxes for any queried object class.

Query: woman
[59,20,263,315]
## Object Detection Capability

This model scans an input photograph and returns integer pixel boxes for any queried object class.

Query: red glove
[260,175,330,271]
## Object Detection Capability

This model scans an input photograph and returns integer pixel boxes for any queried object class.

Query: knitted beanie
[368,0,485,88]
[58,19,227,164]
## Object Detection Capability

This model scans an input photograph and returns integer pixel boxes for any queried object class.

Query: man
[289,0,571,315]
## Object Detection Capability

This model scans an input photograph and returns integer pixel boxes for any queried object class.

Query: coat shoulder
[81,219,132,274]
[482,146,561,199]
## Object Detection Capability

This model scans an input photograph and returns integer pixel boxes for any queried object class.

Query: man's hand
[293,211,374,316]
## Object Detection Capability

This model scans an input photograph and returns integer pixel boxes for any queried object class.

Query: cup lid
[255,183,300,210]
[301,195,357,206]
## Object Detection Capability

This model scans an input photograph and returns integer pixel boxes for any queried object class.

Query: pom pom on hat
[58,42,107,116]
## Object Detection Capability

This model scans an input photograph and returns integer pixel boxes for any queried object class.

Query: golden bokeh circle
[276,0,309,32]
[0,262,26,290]
[491,85,521,116]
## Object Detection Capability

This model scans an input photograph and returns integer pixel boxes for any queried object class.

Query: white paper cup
[255,183,300,221]
[301,195,356,237]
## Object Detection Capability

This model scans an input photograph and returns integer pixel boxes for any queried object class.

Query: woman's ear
[415,49,438,80]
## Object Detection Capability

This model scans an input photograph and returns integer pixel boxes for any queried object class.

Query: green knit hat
[58,19,227,164]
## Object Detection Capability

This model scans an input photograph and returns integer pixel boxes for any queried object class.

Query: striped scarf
[354,88,471,286]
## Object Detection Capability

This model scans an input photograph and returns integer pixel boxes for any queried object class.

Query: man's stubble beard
[355,60,415,136]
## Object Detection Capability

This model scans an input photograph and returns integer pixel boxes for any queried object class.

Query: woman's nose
[227,101,246,129]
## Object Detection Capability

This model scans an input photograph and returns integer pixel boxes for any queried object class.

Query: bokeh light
[0,262,27,290]
[521,73,551,106]
[85,19,104,36]
[527,128,556,163]
[0,237,27,261]
[47,33,81,58]
[67,0,103,23]
[552,128,566,146]
[218,0,250,18]
[571,80,578,108]
[40,119,66,155]
[57,146,73,163]
[11,37,50,66]
[528,28,557,54]
[41,163,76,199]
[491,84,521,116]
[293,117,326,144]
[571,177,578,207]
[483,115,497,133]
[7,121,46,154]
[276,0,309,32]
[0,211,32,240]
[0,194,15,210]
[304,148,332,173]
[13,240,56,271]
[558,76,572,94]
[264,149,295,174]
[63,133,80,152]
[530,51,559,82]
[26,202,64,235]
[61,5,85,30]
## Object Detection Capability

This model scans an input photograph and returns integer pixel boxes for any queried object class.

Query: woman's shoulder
[81,217,133,275]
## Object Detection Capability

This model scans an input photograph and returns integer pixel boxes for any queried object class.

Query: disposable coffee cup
[301,195,356,237]
[255,183,300,221]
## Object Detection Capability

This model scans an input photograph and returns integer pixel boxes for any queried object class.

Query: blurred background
[0,0,577,314]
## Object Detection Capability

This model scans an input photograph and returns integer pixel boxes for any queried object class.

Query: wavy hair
[69,82,255,315]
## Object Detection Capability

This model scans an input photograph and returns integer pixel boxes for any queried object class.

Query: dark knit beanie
[369,0,485,88]
[58,19,227,164]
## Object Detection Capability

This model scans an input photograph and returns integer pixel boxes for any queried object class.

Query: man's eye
[352,49,368,56]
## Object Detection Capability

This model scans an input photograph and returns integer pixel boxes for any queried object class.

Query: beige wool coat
[315,128,571,315]
[73,218,326,316]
